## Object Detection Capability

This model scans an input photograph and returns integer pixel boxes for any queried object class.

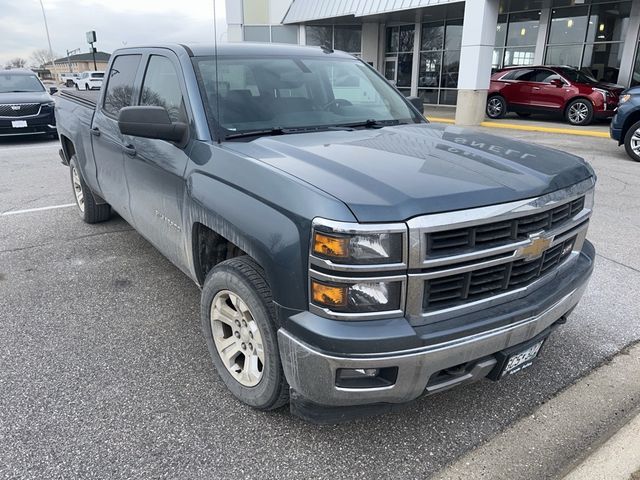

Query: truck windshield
[193,55,424,138]
[0,74,45,93]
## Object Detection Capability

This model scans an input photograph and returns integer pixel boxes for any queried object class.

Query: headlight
[310,276,404,315]
[619,94,631,104]
[592,88,608,102]
[311,219,406,268]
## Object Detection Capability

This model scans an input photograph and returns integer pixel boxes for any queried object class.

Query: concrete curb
[431,341,640,480]
[427,117,610,138]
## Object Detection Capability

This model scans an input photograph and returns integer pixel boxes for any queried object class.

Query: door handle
[532,86,541,90]
[90,127,100,136]
[122,144,137,157]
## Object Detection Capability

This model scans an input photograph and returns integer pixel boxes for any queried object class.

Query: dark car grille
[423,236,576,311]
[0,103,41,117]
[427,196,585,257]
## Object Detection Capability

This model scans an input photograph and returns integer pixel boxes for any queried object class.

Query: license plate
[500,340,544,377]
[12,120,27,128]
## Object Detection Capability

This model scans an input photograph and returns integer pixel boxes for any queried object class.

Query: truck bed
[58,89,100,109]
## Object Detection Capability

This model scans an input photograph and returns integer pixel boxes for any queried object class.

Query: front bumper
[0,108,56,137]
[278,241,594,415]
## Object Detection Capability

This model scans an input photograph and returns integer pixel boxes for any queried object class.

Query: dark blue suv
[610,86,640,162]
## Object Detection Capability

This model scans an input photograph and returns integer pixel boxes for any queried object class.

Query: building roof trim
[282,0,461,24]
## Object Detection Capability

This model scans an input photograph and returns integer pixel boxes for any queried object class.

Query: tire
[516,112,531,118]
[565,99,593,126]
[69,156,111,223]
[623,120,640,162]
[201,256,289,410]
[75,83,79,90]
[486,95,507,119]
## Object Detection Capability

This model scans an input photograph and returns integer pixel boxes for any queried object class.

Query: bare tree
[5,58,27,69]
[31,49,58,68]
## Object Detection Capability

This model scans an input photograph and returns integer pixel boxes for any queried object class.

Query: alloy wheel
[487,97,503,117]
[630,128,640,157]
[568,102,589,124]
[71,167,85,212]
[210,290,265,387]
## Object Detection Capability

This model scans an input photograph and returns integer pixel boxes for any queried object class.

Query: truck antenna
[213,0,222,144]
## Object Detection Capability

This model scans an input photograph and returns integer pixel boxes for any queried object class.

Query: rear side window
[103,54,142,117]
[500,69,533,81]
[139,55,187,123]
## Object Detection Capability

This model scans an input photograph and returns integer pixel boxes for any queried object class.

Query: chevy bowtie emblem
[11,105,20,110]
[518,233,553,260]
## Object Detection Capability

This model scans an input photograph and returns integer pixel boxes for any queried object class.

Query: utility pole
[66,48,80,73]
[38,0,54,61]
[86,31,97,70]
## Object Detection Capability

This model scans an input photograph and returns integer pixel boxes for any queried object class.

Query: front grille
[0,103,41,117]
[427,196,585,257]
[423,236,576,311]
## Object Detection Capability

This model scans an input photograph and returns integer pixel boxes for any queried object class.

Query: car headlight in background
[619,94,631,104]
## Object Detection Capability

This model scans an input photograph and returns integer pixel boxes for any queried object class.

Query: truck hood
[0,91,51,104]
[224,124,594,222]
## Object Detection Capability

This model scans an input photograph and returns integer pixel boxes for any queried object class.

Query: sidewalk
[432,342,640,480]
[562,412,640,480]
[424,105,611,139]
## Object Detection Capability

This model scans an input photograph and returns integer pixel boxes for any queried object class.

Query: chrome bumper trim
[278,280,588,407]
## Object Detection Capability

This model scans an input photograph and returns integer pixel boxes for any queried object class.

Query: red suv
[486,66,623,126]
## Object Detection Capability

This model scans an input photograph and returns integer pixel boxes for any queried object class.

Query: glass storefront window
[631,44,640,87]
[504,46,536,66]
[506,11,539,46]
[419,52,441,87]
[271,26,298,44]
[244,26,270,42]
[385,25,415,87]
[545,2,631,84]
[421,23,444,51]
[334,26,361,52]
[444,20,463,50]
[306,26,332,47]
[306,25,361,54]
[442,51,460,88]
[548,6,589,45]
[493,10,539,69]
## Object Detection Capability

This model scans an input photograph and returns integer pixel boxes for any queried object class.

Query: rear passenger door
[91,54,142,224]
[123,52,192,269]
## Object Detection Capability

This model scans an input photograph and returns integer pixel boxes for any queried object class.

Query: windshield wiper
[340,119,404,129]
[224,125,353,140]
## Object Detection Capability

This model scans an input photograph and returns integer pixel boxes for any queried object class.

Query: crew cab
[54,44,596,423]
[487,65,623,125]
[73,71,104,90]
[0,68,57,138]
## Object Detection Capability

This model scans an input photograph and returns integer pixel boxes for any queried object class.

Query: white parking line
[0,144,58,154]
[1,203,75,216]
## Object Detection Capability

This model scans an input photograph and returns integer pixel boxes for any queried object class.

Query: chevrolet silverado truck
[54,43,596,423]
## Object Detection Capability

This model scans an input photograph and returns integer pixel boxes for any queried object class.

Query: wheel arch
[620,110,640,143]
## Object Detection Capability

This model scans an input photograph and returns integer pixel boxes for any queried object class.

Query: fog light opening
[335,367,398,389]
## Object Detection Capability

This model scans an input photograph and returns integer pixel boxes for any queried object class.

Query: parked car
[0,68,57,138]
[60,72,80,87]
[55,43,596,423]
[487,65,624,126]
[73,71,104,90]
[610,86,640,162]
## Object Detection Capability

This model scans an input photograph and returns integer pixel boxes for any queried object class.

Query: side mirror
[407,95,424,114]
[49,86,58,94]
[118,106,188,145]
[551,79,564,88]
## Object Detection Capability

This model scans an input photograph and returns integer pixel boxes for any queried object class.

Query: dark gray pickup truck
[55,43,596,423]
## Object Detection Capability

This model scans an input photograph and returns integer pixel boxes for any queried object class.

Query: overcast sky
[0,0,227,67]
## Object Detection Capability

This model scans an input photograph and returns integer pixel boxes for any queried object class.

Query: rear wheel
[623,120,640,162]
[565,99,593,126]
[201,256,289,410]
[69,156,111,223]
[486,95,507,119]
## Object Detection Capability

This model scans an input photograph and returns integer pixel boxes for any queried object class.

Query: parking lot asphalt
[1,130,639,479]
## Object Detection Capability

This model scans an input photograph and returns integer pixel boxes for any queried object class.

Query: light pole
[38,0,54,61]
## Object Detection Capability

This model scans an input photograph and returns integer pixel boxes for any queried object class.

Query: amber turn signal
[311,280,347,307]
[313,232,349,258]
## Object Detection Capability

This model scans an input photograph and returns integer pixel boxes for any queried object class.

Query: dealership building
[225,0,640,124]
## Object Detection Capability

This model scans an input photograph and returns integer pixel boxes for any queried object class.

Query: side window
[530,69,557,83]
[140,55,187,123]
[512,69,539,81]
[103,54,142,117]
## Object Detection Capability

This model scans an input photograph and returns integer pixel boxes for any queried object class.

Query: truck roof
[111,42,356,59]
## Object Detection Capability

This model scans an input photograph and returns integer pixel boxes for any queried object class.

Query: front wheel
[201,256,289,410]
[565,99,593,126]
[623,120,640,162]
[486,96,507,119]
[69,156,111,223]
